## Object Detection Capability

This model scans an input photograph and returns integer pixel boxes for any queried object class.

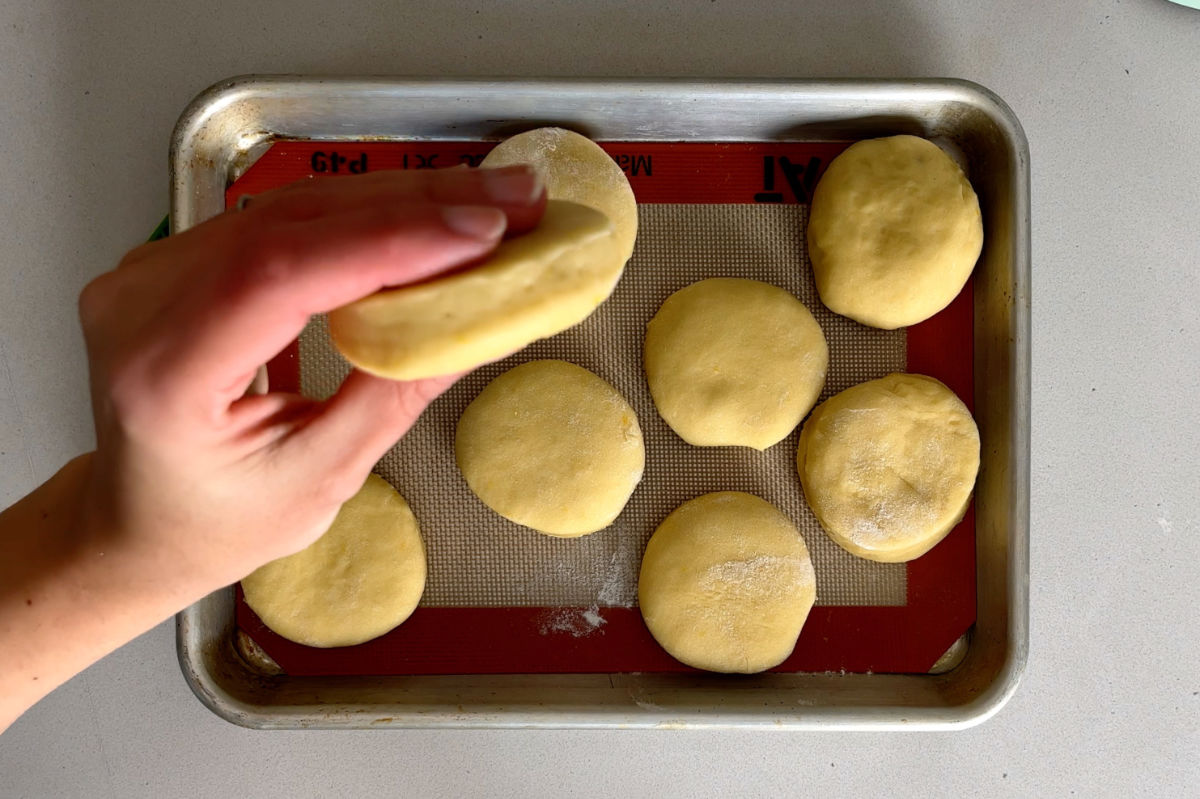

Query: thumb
[284,369,461,496]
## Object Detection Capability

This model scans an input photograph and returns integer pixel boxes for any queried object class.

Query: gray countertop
[1,1,1197,796]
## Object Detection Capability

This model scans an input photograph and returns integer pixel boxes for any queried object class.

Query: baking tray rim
[171,75,1030,731]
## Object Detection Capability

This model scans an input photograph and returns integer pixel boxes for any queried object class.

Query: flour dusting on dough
[700,555,810,599]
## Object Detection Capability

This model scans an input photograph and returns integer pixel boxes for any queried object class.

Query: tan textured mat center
[299,204,907,608]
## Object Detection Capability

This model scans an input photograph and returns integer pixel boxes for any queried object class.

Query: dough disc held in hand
[241,474,426,648]
[638,492,817,674]
[644,278,828,450]
[455,360,645,537]
[328,200,621,380]
[481,127,638,260]
[797,373,980,563]
[807,135,984,329]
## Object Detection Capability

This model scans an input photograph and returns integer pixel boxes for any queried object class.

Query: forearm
[0,169,536,733]
[0,455,207,732]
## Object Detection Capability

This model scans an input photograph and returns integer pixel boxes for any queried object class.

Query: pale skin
[0,165,546,733]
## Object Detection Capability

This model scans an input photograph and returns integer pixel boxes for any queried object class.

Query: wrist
[0,453,203,731]
[73,454,220,616]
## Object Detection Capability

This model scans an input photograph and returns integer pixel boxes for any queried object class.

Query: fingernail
[480,166,544,205]
[441,205,507,241]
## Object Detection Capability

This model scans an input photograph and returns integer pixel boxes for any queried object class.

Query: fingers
[152,167,547,405]
[242,200,502,350]
[280,370,461,499]
[164,202,509,405]
[245,165,546,236]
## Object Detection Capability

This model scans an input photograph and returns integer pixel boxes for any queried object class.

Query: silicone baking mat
[230,140,976,675]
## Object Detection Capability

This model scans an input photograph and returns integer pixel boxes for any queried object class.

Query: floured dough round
[328,200,622,380]
[644,278,828,450]
[797,373,980,563]
[638,492,817,674]
[481,127,638,260]
[807,135,984,329]
[241,474,426,647]
[456,360,645,537]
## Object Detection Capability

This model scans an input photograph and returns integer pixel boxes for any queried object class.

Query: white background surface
[1,1,1197,796]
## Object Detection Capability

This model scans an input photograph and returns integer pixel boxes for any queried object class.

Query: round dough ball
[329,200,621,380]
[807,135,984,329]
[456,360,645,537]
[644,278,828,450]
[638,492,817,674]
[797,373,980,563]
[241,474,426,648]
[482,127,638,260]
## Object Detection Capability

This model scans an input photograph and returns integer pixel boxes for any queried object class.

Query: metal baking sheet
[172,77,1029,729]
[228,139,972,679]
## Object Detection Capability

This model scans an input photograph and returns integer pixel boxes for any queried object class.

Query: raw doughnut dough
[638,492,817,674]
[797,373,980,563]
[481,127,639,260]
[807,135,984,329]
[643,278,828,450]
[328,200,621,380]
[241,474,426,648]
[455,360,645,537]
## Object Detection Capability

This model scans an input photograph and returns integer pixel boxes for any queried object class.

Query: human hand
[76,165,545,599]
